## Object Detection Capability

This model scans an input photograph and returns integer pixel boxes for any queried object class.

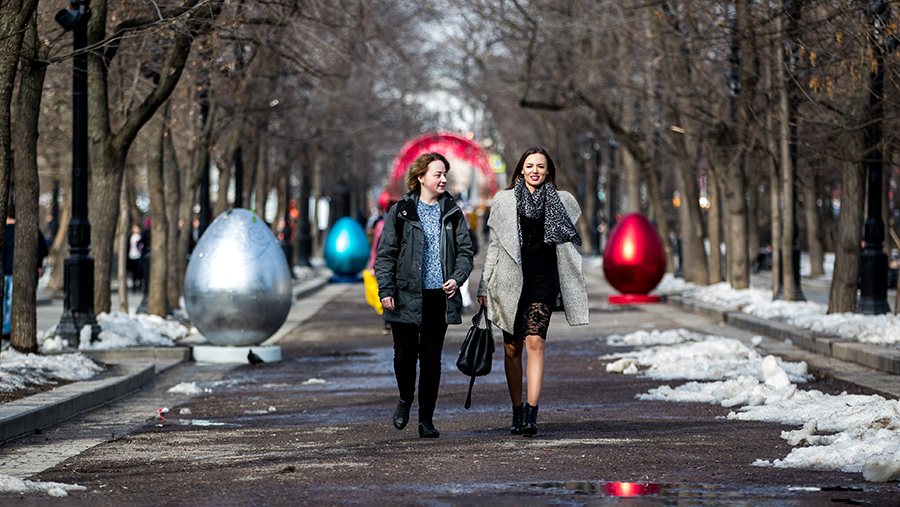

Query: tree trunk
[146,108,168,317]
[723,158,750,289]
[747,170,761,263]
[117,176,129,312]
[0,0,39,338]
[828,72,870,313]
[675,158,709,284]
[164,127,182,308]
[764,33,782,296]
[254,140,269,218]
[707,163,723,283]
[803,172,825,278]
[47,191,70,293]
[10,16,46,353]
[828,157,865,313]
[87,0,219,314]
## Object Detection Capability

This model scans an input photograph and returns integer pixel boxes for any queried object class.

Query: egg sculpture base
[193,344,282,364]
[602,213,666,305]
[183,208,292,351]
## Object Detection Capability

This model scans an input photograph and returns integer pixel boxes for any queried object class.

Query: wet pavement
[2,260,900,505]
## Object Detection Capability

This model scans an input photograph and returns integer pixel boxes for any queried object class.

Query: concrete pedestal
[192,345,282,364]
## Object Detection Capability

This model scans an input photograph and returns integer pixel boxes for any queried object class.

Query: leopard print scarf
[515,177,582,246]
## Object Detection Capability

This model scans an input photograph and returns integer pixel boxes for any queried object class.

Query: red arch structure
[390,132,497,196]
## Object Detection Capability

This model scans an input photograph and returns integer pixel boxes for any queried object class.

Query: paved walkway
[3,257,900,488]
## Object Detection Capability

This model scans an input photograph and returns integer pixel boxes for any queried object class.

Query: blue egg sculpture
[183,209,292,346]
[323,217,370,277]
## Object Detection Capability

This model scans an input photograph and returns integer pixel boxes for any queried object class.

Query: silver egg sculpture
[183,208,292,346]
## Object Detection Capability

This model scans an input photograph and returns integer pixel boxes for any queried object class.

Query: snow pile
[0,474,85,497]
[652,273,697,295]
[603,328,900,482]
[602,332,809,383]
[684,283,900,346]
[168,382,203,395]
[0,349,103,392]
[40,311,189,352]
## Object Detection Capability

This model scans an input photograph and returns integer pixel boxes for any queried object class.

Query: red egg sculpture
[602,213,666,304]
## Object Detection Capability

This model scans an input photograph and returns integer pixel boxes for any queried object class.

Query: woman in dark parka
[375,152,473,438]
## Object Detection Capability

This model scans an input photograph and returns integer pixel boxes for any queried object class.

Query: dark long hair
[505,146,558,190]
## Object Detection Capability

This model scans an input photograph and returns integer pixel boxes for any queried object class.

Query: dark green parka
[374,191,474,325]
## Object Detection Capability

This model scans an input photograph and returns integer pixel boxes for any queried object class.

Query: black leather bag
[456,304,495,409]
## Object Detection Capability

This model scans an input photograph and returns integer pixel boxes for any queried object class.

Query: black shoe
[510,403,525,435]
[418,421,440,438]
[392,399,411,430]
[523,403,538,437]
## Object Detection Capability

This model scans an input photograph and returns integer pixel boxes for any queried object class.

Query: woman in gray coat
[375,152,474,438]
[477,147,588,436]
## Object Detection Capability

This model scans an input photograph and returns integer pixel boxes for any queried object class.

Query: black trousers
[391,289,447,423]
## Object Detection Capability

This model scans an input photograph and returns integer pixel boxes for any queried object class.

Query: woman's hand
[442,278,458,298]
[381,296,395,312]
[477,296,487,307]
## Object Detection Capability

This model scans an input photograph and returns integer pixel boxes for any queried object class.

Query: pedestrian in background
[369,198,396,335]
[477,146,589,436]
[375,152,473,438]
[3,203,49,341]
[127,224,143,292]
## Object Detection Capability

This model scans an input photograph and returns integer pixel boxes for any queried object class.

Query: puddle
[176,419,232,427]
[536,481,720,502]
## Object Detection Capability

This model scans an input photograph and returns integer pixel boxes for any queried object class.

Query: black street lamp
[295,170,312,267]
[590,143,602,255]
[55,0,100,345]
[281,176,294,272]
[857,0,896,314]
[607,139,619,231]
[197,77,212,237]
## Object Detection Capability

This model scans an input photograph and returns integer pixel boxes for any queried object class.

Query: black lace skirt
[502,270,556,343]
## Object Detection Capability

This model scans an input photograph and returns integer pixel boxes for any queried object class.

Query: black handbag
[456,304,495,409]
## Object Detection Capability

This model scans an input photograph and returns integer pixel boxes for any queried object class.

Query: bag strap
[472,303,487,327]
[464,376,476,409]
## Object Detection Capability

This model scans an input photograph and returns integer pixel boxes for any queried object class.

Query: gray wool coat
[477,188,589,335]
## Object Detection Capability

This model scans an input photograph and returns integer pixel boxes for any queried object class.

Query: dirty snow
[603,327,900,482]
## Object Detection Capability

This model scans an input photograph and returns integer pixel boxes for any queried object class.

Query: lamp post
[608,139,619,231]
[590,143,602,255]
[281,176,294,272]
[857,0,895,314]
[197,78,211,237]
[295,170,312,267]
[55,0,100,346]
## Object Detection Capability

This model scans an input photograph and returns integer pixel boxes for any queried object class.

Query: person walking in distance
[477,147,589,436]
[375,152,473,438]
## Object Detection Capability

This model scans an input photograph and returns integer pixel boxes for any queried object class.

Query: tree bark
[0,0,40,338]
[10,16,47,353]
[707,163,723,283]
[146,107,168,317]
[164,128,182,309]
[828,72,869,313]
[116,176,129,312]
[803,171,825,277]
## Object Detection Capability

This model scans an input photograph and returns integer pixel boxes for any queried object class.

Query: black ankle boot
[510,404,525,435]
[418,420,440,438]
[522,403,538,437]
[392,399,411,430]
